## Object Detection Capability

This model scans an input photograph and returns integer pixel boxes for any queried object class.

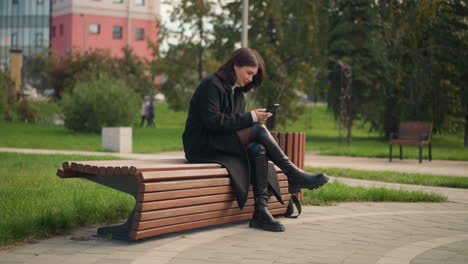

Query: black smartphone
[266,104,279,113]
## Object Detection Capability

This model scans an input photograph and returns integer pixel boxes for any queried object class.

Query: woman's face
[234,65,258,87]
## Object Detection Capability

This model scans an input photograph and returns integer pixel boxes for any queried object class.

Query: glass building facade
[0,0,51,70]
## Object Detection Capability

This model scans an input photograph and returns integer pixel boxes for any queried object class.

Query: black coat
[182,73,283,209]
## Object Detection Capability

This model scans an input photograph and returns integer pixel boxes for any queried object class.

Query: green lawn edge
[0,152,449,248]
[305,166,468,189]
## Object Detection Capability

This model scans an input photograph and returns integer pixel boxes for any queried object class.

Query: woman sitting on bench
[182,48,329,232]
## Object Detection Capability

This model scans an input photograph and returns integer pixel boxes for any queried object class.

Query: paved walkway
[2,147,468,263]
[1,147,467,177]
[1,203,467,264]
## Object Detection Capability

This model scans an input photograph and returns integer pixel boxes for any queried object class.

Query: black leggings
[238,123,269,173]
[236,122,266,146]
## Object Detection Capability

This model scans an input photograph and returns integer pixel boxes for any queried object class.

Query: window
[113,26,122,39]
[35,32,43,47]
[136,0,144,6]
[11,33,18,47]
[12,0,19,5]
[135,28,144,40]
[51,26,56,38]
[59,24,64,36]
[112,0,123,3]
[37,0,44,4]
[90,24,100,34]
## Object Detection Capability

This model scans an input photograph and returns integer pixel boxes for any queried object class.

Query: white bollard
[102,127,132,153]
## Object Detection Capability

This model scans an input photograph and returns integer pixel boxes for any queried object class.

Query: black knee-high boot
[252,123,329,193]
[247,143,285,232]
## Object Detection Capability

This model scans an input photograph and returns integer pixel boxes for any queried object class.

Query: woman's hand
[254,109,272,122]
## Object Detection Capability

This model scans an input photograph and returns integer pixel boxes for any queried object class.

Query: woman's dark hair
[215,48,266,92]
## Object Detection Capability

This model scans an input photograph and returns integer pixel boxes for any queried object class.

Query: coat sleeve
[197,78,253,132]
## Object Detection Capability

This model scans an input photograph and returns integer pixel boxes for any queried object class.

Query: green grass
[302,182,447,205]
[0,102,185,153]
[278,105,468,161]
[0,152,133,247]
[306,166,468,189]
[1,102,467,160]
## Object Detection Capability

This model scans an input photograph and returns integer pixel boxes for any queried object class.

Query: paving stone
[62,253,107,264]
[105,250,149,260]
[131,256,174,264]
[95,259,132,264]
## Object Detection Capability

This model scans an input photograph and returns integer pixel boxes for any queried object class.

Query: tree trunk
[197,17,204,81]
[465,112,468,147]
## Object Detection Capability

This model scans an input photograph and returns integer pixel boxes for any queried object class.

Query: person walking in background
[147,99,155,127]
[140,97,150,126]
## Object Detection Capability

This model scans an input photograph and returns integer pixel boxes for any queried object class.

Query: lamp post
[241,0,248,48]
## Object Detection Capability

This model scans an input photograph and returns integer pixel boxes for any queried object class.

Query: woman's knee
[237,127,253,145]
[246,142,266,157]
[252,123,268,138]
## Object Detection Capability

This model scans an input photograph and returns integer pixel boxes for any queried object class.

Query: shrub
[4,99,63,124]
[7,99,36,122]
[61,74,140,133]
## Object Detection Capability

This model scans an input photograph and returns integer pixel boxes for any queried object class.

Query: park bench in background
[57,132,305,241]
[389,121,433,163]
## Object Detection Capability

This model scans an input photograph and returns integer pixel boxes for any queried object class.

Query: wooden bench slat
[141,178,231,192]
[389,139,430,146]
[135,206,255,230]
[130,207,288,240]
[141,175,288,193]
[132,212,253,240]
[138,168,229,182]
[134,201,288,231]
[136,194,291,222]
[137,193,236,211]
[105,166,115,176]
[137,188,290,212]
[62,161,71,170]
[137,199,245,221]
[140,184,290,202]
[131,163,223,175]
[68,159,186,166]
[139,186,233,202]
[279,180,288,188]
[56,169,77,178]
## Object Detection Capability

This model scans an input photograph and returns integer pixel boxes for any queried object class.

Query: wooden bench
[389,121,433,163]
[57,132,305,241]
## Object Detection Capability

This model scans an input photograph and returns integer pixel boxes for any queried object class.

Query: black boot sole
[288,176,329,193]
[249,219,285,232]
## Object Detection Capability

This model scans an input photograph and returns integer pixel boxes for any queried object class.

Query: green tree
[151,0,218,111]
[430,0,468,145]
[325,0,390,140]
[376,0,466,139]
[43,48,156,99]
[212,0,324,129]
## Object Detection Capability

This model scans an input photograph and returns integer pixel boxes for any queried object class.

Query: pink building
[51,0,159,59]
